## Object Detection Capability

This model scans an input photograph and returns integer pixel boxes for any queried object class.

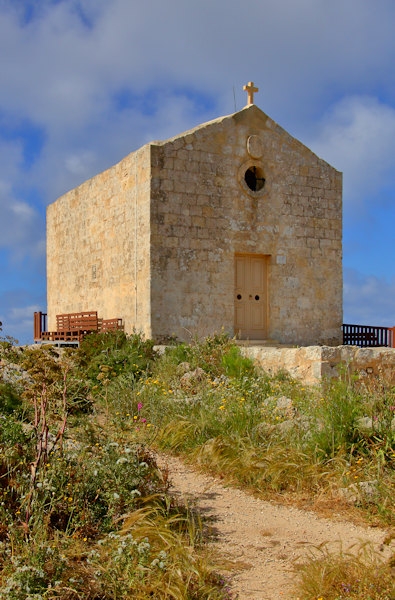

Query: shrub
[0,382,23,416]
[305,378,364,459]
[0,333,230,598]
[77,331,157,389]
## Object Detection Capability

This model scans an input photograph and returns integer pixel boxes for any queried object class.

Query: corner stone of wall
[240,345,395,385]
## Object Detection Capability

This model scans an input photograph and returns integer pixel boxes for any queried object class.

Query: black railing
[342,324,394,347]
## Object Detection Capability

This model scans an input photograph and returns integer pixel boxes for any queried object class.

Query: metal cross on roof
[243,81,259,106]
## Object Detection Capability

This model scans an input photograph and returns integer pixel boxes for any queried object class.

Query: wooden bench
[41,311,99,343]
[99,318,124,333]
[39,311,124,344]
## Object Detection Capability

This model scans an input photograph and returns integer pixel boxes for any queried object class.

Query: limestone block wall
[150,118,237,340]
[46,145,151,336]
[242,345,395,385]
[149,106,342,344]
[47,104,342,345]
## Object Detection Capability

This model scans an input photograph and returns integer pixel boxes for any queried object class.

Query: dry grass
[0,338,232,599]
[3,332,395,598]
[295,542,395,599]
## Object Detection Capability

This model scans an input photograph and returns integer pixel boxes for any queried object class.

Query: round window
[244,166,265,192]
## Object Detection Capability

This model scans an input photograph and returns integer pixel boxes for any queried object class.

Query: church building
[46,83,343,345]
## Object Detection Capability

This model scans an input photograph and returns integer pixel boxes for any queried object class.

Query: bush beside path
[1,331,395,598]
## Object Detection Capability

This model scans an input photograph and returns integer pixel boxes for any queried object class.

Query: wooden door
[235,254,268,339]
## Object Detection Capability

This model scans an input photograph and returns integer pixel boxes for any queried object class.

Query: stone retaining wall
[241,345,395,385]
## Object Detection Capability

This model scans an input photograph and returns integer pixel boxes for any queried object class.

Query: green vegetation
[1,331,395,598]
[0,339,230,599]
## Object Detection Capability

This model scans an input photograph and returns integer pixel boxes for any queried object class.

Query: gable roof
[150,104,339,173]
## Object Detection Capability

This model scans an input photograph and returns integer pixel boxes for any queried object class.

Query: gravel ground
[157,454,393,600]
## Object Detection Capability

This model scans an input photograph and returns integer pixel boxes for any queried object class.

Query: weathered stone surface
[176,362,192,375]
[179,367,206,390]
[355,416,374,434]
[47,104,342,344]
[338,480,379,505]
[241,344,395,385]
[263,395,296,418]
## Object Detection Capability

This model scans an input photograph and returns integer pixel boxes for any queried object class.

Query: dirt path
[157,454,392,600]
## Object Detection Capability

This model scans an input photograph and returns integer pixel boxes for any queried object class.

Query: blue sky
[1,0,395,344]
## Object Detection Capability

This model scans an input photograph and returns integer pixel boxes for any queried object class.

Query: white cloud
[1,0,395,134]
[0,191,44,261]
[307,96,395,210]
[65,150,96,177]
[10,200,35,219]
[0,303,41,345]
[31,90,218,203]
[0,135,44,260]
[1,0,395,344]
[8,304,41,321]
[344,268,395,326]
[1,0,395,172]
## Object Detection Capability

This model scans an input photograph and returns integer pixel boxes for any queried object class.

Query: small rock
[177,362,191,375]
[253,422,276,439]
[338,480,379,504]
[179,367,206,389]
[355,416,373,434]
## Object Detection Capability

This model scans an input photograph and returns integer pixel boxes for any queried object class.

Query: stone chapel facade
[46,93,343,345]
